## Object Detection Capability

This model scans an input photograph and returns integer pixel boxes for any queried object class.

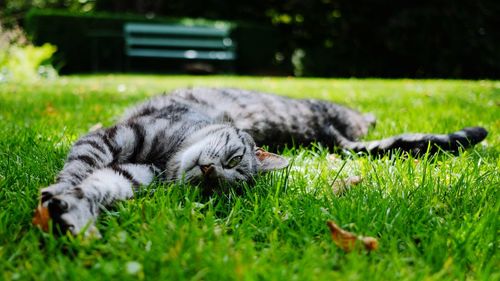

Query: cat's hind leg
[328,126,488,156]
[363,113,377,129]
[321,102,375,140]
[41,164,156,237]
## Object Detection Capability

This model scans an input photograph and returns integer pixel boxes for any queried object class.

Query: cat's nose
[200,164,215,176]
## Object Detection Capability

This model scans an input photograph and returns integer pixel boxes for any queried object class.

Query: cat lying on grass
[34,88,488,237]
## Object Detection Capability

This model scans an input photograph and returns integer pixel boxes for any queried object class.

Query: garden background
[2,0,500,78]
[0,1,498,280]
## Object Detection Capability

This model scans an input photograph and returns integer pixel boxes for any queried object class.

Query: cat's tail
[330,126,488,156]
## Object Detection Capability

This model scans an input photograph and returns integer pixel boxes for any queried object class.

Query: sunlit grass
[0,75,498,280]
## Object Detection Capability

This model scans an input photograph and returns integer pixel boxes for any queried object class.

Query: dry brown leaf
[326,220,378,252]
[43,103,58,116]
[32,203,50,232]
[332,176,363,195]
[327,154,342,161]
[88,122,103,132]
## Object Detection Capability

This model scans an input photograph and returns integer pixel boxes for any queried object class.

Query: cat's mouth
[190,174,226,186]
[194,177,246,196]
[183,169,242,193]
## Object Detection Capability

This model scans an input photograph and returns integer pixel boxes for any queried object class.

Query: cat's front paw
[34,187,101,238]
[40,183,71,203]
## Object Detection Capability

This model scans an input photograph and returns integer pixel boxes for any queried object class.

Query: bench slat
[124,23,236,65]
[124,23,230,37]
[126,37,233,49]
[127,49,235,60]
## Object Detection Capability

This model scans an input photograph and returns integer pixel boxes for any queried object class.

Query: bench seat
[124,23,236,63]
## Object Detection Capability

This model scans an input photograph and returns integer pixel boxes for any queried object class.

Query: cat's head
[171,124,289,186]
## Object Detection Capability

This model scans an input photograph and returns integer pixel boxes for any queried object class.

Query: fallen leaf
[88,122,103,132]
[43,103,58,116]
[326,220,378,252]
[32,203,50,232]
[327,154,341,161]
[332,176,362,195]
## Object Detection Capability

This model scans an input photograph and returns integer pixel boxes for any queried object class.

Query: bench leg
[125,57,130,72]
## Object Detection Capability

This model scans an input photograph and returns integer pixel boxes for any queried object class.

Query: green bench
[124,23,236,71]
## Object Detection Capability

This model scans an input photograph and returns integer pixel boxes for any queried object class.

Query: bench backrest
[124,23,235,61]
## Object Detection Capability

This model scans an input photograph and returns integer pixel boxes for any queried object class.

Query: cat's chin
[189,177,225,188]
[185,177,245,195]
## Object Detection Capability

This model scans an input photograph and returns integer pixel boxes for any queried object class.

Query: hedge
[25,1,500,78]
[293,0,500,78]
[25,9,282,74]
[90,0,500,78]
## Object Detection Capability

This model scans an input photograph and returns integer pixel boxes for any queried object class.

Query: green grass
[0,75,498,281]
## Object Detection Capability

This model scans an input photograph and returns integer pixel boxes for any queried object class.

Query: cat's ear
[255,148,289,172]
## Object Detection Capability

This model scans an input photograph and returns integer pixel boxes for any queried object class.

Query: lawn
[0,75,498,280]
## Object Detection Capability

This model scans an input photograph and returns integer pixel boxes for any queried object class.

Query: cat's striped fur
[38,87,488,237]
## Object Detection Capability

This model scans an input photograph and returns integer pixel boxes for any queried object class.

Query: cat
[35,87,488,237]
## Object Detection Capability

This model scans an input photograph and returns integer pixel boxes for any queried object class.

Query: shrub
[93,0,500,78]
[25,9,282,74]
[0,22,57,82]
[292,0,500,78]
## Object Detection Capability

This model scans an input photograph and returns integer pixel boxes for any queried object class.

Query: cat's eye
[226,156,243,168]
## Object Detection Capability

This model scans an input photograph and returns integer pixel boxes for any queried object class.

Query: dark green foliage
[18,0,500,77]
[230,23,282,74]
[25,9,281,74]
[93,0,500,78]
[293,0,500,78]
[0,0,91,27]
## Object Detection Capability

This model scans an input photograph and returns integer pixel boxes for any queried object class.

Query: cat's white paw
[40,187,100,238]
[40,183,72,204]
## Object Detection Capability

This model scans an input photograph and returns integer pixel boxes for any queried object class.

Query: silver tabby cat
[39,87,488,237]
